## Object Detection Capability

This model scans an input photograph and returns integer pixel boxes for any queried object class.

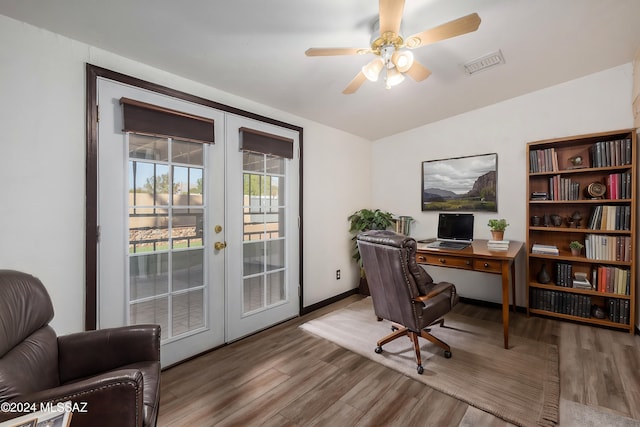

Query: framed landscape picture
[422,153,497,212]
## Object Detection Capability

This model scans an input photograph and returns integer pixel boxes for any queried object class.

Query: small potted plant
[569,240,584,256]
[487,218,509,241]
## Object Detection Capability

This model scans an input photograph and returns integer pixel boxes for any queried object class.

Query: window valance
[120,97,214,144]
[239,127,293,159]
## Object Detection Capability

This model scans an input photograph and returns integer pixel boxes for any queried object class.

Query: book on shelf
[548,175,580,200]
[587,205,631,231]
[584,234,631,261]
[593,266,630,295]
[530,191,548,200]
[590,138,632,168]
[529,148,558,173]
[555,262,573,287]
[606,171,632,200]
[532,243,559,255]
[606,298,630,325]
[530,288,591,318]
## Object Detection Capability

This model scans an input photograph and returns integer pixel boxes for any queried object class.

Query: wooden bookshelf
[526,129,637,333]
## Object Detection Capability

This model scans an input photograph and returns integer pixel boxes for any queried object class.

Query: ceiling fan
[305,0,481,94]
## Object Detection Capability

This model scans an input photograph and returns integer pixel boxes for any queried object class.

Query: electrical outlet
[336,269,341,280]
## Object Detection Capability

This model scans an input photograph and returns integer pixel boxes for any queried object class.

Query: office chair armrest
[413,282,454,303]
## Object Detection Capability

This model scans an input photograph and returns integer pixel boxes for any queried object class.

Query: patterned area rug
[301,298,559,427]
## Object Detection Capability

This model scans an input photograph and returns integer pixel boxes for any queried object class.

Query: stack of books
[572,272,592,290]
[530,191,548,200]
[487,240,509,251]
[531,243,559,255]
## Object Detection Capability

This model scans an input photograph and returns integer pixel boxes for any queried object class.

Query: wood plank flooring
[158,295,640,426]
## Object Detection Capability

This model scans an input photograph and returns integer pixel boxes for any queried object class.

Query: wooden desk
[416,239,524,349]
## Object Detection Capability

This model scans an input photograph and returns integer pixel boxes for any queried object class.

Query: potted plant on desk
[488,218,509,241]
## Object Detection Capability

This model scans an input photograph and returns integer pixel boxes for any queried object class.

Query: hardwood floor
[158,295,640,426]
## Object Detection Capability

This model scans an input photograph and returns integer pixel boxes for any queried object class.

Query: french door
[225,115,300,341]
[97,78,225,367]
[96,77,300,366]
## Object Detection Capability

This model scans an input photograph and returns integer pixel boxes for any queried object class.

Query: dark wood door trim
[85,64,304,330]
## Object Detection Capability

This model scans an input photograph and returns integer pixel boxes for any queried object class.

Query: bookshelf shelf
[528,308,630,330]
[526,129,637,333]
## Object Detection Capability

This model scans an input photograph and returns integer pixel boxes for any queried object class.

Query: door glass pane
[130,297,169,340]
[172,139,203,165]
[243,276,264,313]
[243,241,263,276]
[172,249,204,291]
[129,134,169,161]
[172,289,204,336]
[267,271,285,305]
[129,208,169,253]
[241,152,288,314]
[172,208,204,248]
[173,166,203,206]
[130,253,169,299]
[266,239,285,271]
[128,135,207,341]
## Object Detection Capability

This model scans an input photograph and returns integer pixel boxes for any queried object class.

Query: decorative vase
[537,263,551,284]
[491,230,504,241]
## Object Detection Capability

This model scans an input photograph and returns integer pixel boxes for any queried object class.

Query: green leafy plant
[569,240,584,250]
[487,218,509,231]
[348,209,395,276]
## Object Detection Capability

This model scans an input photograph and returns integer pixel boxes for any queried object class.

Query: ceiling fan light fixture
[392,50,414,73]
[362,58,384,81]
[385,67,404,89]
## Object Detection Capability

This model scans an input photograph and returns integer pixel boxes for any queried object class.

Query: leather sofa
[0,270,161,427]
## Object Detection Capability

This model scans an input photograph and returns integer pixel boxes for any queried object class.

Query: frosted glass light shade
[385,67,405,88]
[362,58,384,81]
[392,50,414,73]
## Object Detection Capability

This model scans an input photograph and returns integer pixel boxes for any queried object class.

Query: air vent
[463,50,505,75]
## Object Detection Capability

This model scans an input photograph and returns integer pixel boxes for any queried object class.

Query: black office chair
[357,230,459,374]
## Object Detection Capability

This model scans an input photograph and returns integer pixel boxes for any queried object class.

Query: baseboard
[300,287,360,315]
[459,296,526,313]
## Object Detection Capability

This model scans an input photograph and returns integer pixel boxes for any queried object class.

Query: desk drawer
[473,259,501,273]
[416,253,473,270]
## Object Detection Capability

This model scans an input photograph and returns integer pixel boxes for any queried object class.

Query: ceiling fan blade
[305,47,369,56]
[342,72,367,94]
[405,13,481,49]
[404,61,432,82]
[379,0,405,36]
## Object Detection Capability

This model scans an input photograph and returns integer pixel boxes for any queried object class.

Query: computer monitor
[437,213,474,242]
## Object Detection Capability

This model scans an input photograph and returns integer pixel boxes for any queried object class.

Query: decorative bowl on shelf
[586,182,606,199]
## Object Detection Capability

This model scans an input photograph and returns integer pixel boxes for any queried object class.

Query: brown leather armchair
[357,230,459,374]
[0,270,161,427]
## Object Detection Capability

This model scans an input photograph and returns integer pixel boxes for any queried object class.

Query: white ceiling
[2,0,640,140]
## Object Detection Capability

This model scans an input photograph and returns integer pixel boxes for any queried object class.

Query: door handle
[214,241,227,250]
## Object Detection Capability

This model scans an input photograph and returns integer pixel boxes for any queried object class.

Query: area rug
[300,298,559,427]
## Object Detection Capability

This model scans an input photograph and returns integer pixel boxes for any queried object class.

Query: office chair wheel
[417,365,424,375]
[444,350,452,358]
[375,346,383,354]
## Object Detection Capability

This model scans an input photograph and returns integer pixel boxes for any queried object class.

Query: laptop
[423,213,474,250]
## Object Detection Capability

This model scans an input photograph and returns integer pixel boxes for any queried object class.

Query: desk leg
[501,261,510,349]
[511,261,516,313]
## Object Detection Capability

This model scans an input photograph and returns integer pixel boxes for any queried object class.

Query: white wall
[0,15,370,334]
[372,64,637,329]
